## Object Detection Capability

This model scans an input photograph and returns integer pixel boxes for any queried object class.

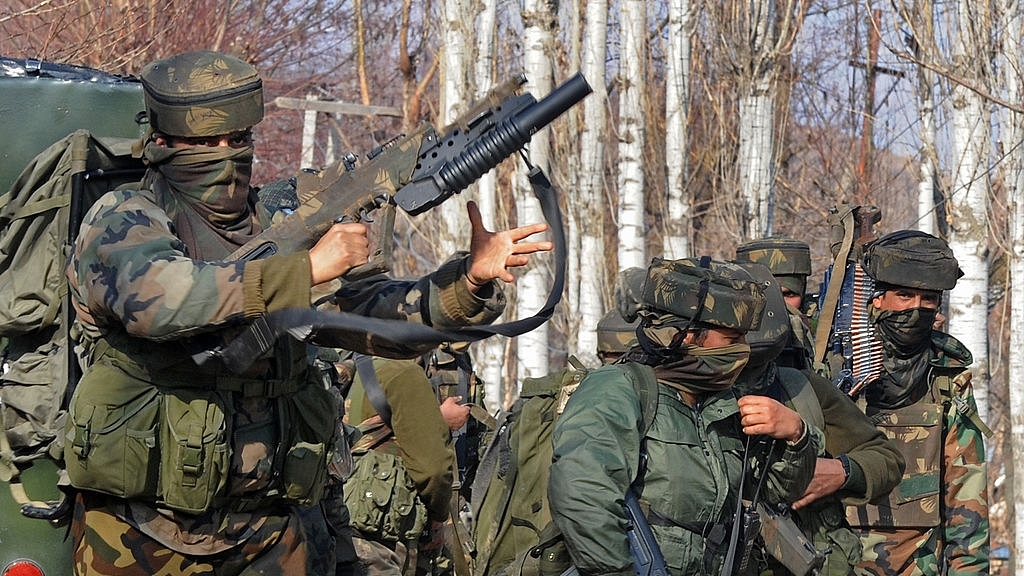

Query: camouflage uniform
[549,258,818,575]
[848,231,989,575]
[733,262,905,576]
[735,237,816,370]
[64,51,505,576]
[345,358,456,576]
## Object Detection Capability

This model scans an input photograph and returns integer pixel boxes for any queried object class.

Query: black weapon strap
[203,166,567,373]
[354,353,392,428]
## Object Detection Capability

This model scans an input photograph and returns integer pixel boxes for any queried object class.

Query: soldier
[731,261,905,576]
[735,237,816,370]
[848,230,989,575]
[344,357,458,576]
[548,257,819,574]
[63,50,552,576]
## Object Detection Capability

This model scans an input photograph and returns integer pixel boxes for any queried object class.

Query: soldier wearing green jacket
[850,231,989,575]
[549,257,819,575]
[732,262,905,576]
[63,51,552,576]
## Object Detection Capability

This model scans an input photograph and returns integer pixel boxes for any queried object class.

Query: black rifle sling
[354,353,392,428]
[206,166,567,374]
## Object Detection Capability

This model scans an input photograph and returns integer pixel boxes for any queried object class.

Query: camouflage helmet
[614,267,649,323]
[861,230,963,291]
[596,309,638,355]
[735,237,811,296]
[732,261,791,367]
[640,257,766,332]
[140,50,264,138]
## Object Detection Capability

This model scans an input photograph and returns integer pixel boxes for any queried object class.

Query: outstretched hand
[464,200,553,289]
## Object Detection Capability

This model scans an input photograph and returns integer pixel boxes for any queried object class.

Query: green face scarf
[654,343,752,395]
[144,142,261,260]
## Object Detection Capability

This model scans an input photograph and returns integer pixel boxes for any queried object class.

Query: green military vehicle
[0,56,147,576]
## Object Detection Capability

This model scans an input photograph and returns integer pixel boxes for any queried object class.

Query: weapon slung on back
[229,73,592,278]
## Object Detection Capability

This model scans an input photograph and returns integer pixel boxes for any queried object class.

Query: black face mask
[871,306,937,358]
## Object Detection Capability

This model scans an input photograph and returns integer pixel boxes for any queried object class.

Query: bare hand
[791,457,847,510]
[439,396,471,431]
[736,395,805,443]
[464,200,553,289]
[308,222,370,284]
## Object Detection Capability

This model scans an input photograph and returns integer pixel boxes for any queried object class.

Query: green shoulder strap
[623,362,659,436]
[775,367,825,433]
[934,372,993,438]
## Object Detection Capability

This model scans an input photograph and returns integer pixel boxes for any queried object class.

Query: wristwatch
[837,453,852,481]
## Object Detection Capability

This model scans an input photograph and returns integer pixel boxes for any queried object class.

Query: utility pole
[850,9,903,205]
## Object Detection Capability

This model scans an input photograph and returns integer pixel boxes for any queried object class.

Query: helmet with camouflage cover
[735,236,811,297]
[596,267,645,355]
[861,230,963,291]
[140,50,264,138]
[731,261,791,367]
[639,257,766,333]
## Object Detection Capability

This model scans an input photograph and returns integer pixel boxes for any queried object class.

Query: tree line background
[2,0,1022,570]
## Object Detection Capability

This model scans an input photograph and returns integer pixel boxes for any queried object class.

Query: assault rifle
[557,488,669,576]
[229,72,592,279]
[624,489,670,576]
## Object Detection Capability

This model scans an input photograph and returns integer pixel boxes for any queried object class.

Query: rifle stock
[229,73,592,278]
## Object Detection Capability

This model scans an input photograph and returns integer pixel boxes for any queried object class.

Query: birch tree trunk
[516,0,556,382]
[999,0,1024,569]
[617,0,647,271]
[946,0,992,422]
[914,0,938,236]
[663,0,693,259]
[469,0,506,413]
[737,0,777,240]
[571,0,610,367]
[438,0,473,258]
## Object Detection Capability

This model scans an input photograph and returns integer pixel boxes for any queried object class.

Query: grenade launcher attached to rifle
[229,72,592,277]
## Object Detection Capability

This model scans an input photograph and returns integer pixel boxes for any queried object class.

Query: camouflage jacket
[64,186,504,554]
[549,364,818,576]
[854,332,989,575]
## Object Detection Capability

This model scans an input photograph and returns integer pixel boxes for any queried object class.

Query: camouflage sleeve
[549,369,639,576]
[376,359,455,524]
[942,379,989,574]
[69,189,310,340]
[331,253,506,328]
[807,370,906,504]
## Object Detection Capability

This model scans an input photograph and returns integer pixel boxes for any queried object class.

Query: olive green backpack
[0,131,145,480]
[468,358,659,576]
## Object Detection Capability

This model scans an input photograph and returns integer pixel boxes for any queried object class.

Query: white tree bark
[914,0,938,235]
[571,0,610,367]
[617,0,647,271]
[516,0,556,382]
[737,0,777,240]
[663,0,693,259]
[946,0,991,422]
[999,0,1024,570]
[438,0,473,258]
[469,0,505,414]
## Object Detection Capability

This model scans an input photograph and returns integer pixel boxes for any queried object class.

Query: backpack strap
[623,362,659,436]
[934,371,992,437]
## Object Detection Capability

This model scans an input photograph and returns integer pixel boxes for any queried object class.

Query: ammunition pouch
[66,336,335,514]
[846,402,942,528]
[344,447,428,543]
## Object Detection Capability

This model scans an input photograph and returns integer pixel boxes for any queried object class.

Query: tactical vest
[64,329,336,514]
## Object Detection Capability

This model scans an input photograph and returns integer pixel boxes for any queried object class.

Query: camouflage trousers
[351,532,419,576]
[853,527,948,576]
[71,492,335,576]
